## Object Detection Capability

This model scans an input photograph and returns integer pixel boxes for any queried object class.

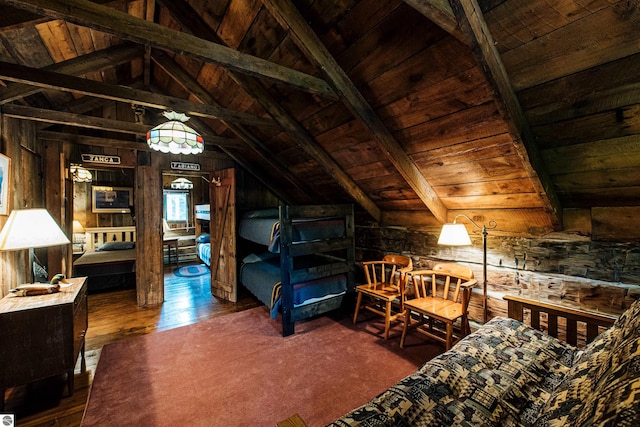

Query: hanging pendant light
[171,177,193,189]
[146,111,204,155]
[70,164,92,182]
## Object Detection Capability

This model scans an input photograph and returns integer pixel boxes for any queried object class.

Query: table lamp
[0,208,71,283]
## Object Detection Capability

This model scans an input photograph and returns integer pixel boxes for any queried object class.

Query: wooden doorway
[209,167,236,302]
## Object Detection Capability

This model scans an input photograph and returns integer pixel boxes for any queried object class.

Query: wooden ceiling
[0,0,638,236]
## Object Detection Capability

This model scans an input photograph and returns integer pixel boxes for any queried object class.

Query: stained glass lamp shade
[70,164,92,182]
[171,178,193,189]
[146,111,204,155]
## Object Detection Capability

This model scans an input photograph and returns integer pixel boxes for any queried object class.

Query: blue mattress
[239,210,346,252]
[240,254,347,318]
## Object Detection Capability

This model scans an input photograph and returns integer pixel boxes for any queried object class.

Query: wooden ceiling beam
[3,103,243,147]
[142,0,155,88]
[0,60,276,128]
[149,54,314,202]
[403,0,470,45]
[0,42,144,104]
[450,0,563,228]
[159,0,381,221]
[0,0,127,33]
[263,0,448,223]
[2,103,148,134]
[0,5,48,31]
[4,0,337,99]
[37,130,230,159]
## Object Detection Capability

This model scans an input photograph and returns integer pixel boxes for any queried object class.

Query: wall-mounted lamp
[146,111,204,155]
[70,164,92,182]
[0,209,71,284]
[170,177,193,190]
[438,214,497,323]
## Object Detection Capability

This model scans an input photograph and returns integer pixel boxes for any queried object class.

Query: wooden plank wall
[0,117,35,297]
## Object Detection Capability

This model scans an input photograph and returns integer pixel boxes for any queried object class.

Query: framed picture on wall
[92,186,133,213]
[0,154,11,216]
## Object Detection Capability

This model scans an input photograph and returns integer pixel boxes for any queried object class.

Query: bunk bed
[239,205,355,336]
[194,204,211,266]
[72,226,136,292]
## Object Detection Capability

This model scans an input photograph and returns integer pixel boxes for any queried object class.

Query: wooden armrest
[459,279,477,289]
[361,260,384,266]
[503,294,617,346]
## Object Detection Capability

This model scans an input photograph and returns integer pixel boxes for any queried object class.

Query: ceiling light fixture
[146,111,204,155]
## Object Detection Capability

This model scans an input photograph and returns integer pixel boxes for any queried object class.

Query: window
[164,191,189,223]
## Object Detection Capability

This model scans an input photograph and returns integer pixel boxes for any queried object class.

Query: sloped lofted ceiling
[0,0,638,237]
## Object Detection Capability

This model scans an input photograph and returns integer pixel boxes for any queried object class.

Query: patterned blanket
[329,299,640,427]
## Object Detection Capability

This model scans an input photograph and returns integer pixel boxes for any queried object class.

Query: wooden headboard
[84,226,136,251]
[503,295,617,348]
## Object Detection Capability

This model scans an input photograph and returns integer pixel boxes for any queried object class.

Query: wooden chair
[353,254,413,339]
[400,263,477,350]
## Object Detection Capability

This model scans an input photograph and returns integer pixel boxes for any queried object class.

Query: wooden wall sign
[81,154,121,165]
[170,161,200,171]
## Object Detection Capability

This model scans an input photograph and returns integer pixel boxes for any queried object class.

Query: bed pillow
[96,241,135,251]
[242,251,279,264]
[196,233,210,243]
[243,208,279,219]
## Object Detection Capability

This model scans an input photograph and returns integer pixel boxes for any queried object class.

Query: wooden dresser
[0,277,88,411]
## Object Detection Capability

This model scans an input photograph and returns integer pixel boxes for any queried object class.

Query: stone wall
[356,224,640,323]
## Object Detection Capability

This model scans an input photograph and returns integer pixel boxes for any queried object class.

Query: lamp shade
[146,111,204,155]
[0,209,71,250]
[170,177,193,189]
[70,164,92,182]
[72,220,85,233]
[437,223,472,246]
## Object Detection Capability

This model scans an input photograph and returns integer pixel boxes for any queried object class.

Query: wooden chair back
[411,263,474,305]
[401,263,477,349]
[355,254,413,339]
[362,254,413,289]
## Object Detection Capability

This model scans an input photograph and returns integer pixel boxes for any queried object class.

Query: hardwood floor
[5,264,261,427]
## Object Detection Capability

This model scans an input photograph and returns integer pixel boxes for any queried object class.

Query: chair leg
[353,292,364,324]
[445,322,453,350]
[383,301,392,340]
[400,309,411,348]
[462,314,470,336]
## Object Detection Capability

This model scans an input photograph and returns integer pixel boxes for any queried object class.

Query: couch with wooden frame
[329,295,640,426]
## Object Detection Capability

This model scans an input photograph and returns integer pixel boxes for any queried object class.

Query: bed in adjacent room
[194,203,211,266]
[72,226,136,292]
[239,205,355,336]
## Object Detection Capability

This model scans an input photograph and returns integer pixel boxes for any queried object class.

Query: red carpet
[82,307,441,426]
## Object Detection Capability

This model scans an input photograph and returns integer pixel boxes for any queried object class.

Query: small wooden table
[276,413,307,427]
[163,237,180,266]
[0,277,88,411]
